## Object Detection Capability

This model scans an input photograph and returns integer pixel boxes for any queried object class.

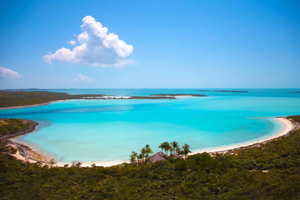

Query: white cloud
[73,73,94,82]
[68,39,76,45]
[43,16,134,67]
[0,66,20,78]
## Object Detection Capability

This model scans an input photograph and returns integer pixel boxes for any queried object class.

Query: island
[196,90,248,93]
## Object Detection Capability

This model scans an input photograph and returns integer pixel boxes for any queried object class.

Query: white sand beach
[59,117,295,167]
[190,117,294,155]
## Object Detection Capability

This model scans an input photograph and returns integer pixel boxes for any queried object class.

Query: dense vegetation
[0,116,299,199]
[0,119,31,136]
[0,91,174,108]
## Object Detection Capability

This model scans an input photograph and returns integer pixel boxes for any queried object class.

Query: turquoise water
[1,89,300,163]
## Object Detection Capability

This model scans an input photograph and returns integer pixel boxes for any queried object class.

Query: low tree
[49,158,57,168]
[130,151,138,163]
[72,161,81,168]
[138,153,144,165]
[145,144,153,162]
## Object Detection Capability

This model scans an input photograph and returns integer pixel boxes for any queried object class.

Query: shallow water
[1,89,300,163]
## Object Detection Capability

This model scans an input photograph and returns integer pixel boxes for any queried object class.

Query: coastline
[4,117,296,167]
[58,117,295,167]
[0,119,52,164]
[190,117,294,155]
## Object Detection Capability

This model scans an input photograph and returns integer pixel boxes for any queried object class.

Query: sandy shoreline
[5,117,295,168]
[190,117,294,155]
[59,117,295,167]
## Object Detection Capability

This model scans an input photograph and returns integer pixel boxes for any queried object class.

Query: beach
[190,117,294,155]
[57,117,294,167]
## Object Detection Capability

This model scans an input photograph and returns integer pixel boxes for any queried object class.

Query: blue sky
[0,0,299,89]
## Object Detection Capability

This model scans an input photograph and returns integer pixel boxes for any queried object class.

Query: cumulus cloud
[68,39,76,45]
[43,16,134,67]
[0,66,20,78]
[73,73,94,82]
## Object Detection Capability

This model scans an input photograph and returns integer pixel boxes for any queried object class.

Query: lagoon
[1,89,300,163]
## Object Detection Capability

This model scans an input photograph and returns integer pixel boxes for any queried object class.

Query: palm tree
[158,142,168,152]
[165,143,171,155]
[182,144,191,159]
[145,144,153,162]
[171,141,179,151]
[170,141,179,155]
[130,151,138,163]
[141,147,147,162]
[169,146,174,156]
[176,147,181,154]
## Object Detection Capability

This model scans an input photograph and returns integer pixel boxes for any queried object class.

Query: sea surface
[1,88,300,163]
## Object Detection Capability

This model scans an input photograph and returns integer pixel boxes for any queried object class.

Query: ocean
[1,88,300,163]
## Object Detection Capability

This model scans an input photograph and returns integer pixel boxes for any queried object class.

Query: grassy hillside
[0,116,299,199]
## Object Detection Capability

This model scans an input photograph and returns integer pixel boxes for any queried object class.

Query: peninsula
[0,91,177,109]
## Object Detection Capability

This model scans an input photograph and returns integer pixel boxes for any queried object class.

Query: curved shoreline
[0,119,52,164]
[5,117,296,167]
[60,117,295,167]
[190,117,294,155]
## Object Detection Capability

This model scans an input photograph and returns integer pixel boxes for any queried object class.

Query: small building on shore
[148,152,167,163]
[172,153,182,159]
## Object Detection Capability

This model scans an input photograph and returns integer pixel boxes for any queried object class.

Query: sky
[0,0,300,89]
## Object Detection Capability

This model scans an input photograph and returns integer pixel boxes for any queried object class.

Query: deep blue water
[1,89,300,163]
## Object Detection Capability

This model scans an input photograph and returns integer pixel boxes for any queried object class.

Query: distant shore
[4,117,296,167]
[0,99,72,110]
[0,96,176,110]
